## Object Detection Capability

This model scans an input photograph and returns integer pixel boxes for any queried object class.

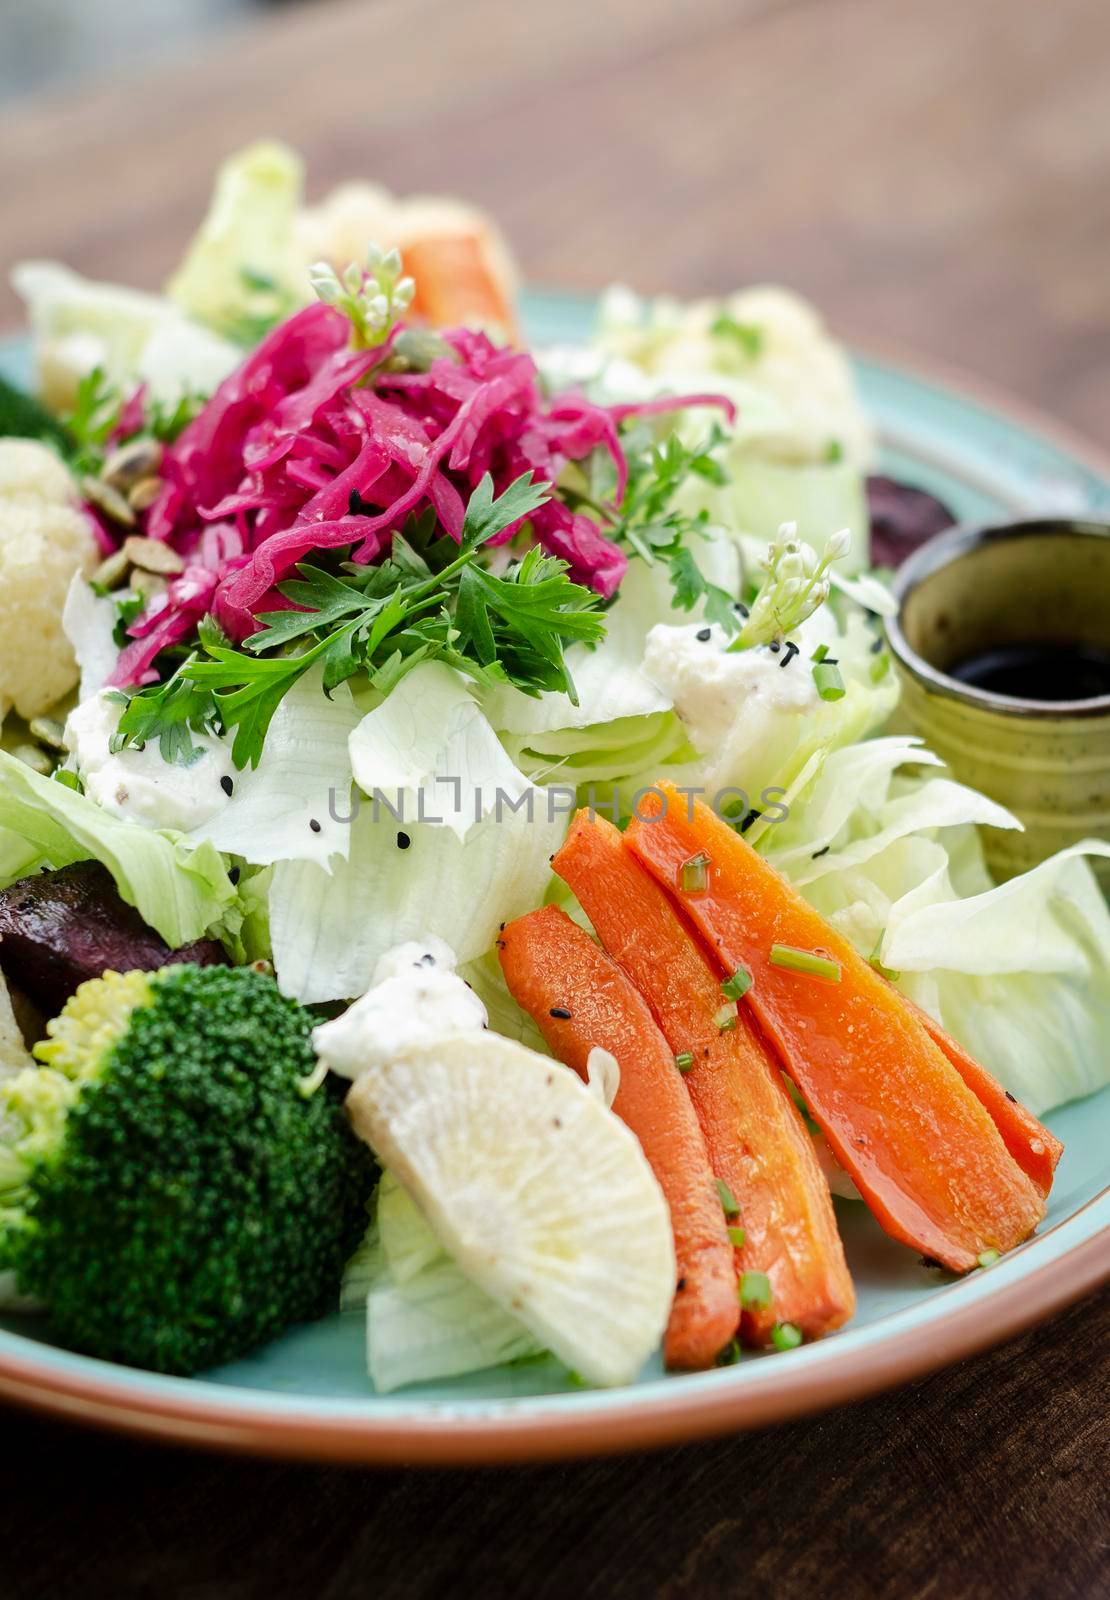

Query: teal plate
[0,297,1106,1464]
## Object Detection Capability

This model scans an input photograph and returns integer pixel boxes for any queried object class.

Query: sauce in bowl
[948,642,1110,703]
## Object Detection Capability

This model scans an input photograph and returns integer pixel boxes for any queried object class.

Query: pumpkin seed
[122,536,184,576]
[28,716,67,752]
[127,475,163,512]
[131,569,168,603]
[91,548,131,592]
[12,743,52,776]
[102,437,163,493]
[81,475,136,528]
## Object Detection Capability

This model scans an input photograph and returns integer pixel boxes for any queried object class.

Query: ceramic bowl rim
[885,518,1110,719]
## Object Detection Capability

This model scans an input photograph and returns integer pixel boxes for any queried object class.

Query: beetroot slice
[867,474,957,569]
[0,862,227,1020]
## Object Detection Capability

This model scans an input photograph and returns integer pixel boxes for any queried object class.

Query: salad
[0,142,1106,1391]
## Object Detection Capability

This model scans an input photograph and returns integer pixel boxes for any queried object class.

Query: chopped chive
[727,1225,747,1248]
[715,1338,742,1368]
[977,1248,1001,1269]
[870,649,891,683]
[716,1178,741,1219]
[674,1051,695,1074]
[771,1321,803,1351]
[825,439,844,464]
[739,1270,772,1310]
[680,851,711,894]
[713,1002,738,1033]
[813,660,846,701]
[770,944,842,983]
[721,966,753,1001]
[811,642,829,663]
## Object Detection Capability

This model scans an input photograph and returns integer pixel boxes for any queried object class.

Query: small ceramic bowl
[885,518,1110,885]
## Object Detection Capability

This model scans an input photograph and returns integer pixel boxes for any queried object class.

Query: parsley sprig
[111,472,606,770]
[569,421,739,632]
[64,368,202,478]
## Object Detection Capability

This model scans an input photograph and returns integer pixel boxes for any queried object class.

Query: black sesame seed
[780,640,800,667]
[549,1006,572,1020]
[420,952,435,967]
[397,831,411,850]
[739,808,761,833]
[811,844,831,859]
[1004,1090,1017,1103]
[822,656,840,666]
[676,1277,688,1292]
[696,627,712,642]
[220,775,234,797]
[309,818,321,833]
[734,602,750,618]
[228,866,240,886]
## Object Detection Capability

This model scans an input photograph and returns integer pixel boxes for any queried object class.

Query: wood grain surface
[0,1287,1104,1599]
[1,0,1109,438]
[0,1,1106,1594]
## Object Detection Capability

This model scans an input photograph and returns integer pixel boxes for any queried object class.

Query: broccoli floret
[0,964,374,1375]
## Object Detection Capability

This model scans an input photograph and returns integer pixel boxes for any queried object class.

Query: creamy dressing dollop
[641,621,818,753]
[64,690,234,833]
[312,937,487,1081]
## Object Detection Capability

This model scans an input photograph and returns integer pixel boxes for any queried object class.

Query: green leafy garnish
[739,1271,772,1310]
[112,472,606,770]
[107,673,219,766]
[566,422,738,631]
[710,312,764,360]
[721,967,753,1001]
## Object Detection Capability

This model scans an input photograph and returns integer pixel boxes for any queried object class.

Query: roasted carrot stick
[626,783,1047,1273]
[552,812,855,1344]
[404,235,517,336]
[897,989,1062,1198]
[498,904,739,1369]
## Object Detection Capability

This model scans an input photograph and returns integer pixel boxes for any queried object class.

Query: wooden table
[0,1,1107,1593]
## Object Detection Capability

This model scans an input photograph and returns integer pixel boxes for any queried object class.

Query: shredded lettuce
[11,261,239,412]
[0,750,236,948]
[62,575,119,703]
[345,1173,542,1392]
[270,667,562,1001]
[882,842,1110,1114]
[165,141,309,343]
[191,666,361,869]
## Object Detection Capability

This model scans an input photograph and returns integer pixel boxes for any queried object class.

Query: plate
[0,296,1107,1465]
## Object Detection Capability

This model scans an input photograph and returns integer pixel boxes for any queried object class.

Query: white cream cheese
[64,689,234,833]
[312,937,487,1081]
[641,621,818,754]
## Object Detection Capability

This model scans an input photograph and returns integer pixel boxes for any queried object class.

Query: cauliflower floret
[0,439,97,723]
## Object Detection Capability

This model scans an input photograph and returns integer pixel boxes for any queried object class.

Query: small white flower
[825,527,852,563]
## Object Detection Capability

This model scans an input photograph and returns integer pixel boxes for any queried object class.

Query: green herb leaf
[710,312,764,359]
[739,1270,772,1310]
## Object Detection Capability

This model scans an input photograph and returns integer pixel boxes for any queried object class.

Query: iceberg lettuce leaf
[0,750,236,947]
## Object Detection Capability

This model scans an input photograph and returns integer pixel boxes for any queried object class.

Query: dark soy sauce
[948,642,1110,702]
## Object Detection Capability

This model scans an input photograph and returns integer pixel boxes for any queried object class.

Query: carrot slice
[552,812,855,1344]
[899,992,1062,1198]
[404,235,517,336]
[626,783,1047,1272]
[498,904,739,1369]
